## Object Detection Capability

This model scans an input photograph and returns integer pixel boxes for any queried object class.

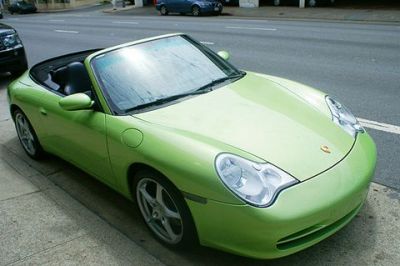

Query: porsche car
[7,33,376,259]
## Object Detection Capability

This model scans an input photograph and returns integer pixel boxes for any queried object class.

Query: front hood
[136,72,355,181]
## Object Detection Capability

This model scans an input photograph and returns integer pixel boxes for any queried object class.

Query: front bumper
[187,132,376,259]
[0,46,27,72]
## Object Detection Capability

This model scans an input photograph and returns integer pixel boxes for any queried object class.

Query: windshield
[91,35,242,114]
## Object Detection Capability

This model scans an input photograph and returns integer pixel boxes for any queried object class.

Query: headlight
[215,153,298,207]
[326,96,364,138]
[2,34,22,48]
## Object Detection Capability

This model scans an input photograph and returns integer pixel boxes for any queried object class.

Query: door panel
[38,91,114,186]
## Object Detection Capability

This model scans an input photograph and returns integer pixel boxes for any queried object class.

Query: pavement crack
[4,233,88,266]
[0,190,43,203]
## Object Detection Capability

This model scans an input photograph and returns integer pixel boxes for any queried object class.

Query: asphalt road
[0,7,399,265]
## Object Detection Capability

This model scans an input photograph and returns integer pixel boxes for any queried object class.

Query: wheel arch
[191,4,201,10]
[127,161,200,245]
[10,104,22,121]
[127,162,180,201]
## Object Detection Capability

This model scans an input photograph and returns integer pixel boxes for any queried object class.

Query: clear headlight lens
[2,34,22,48]
[215,153,298,207]
[326,96,364,138]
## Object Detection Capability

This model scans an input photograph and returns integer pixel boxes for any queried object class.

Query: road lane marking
[54,30,79,34]
[229,19,270,23]
[226,26,277,31]
[49,19,65,22]
[200,41,214,45]
[112,21,139,24]
[358,118,400,135]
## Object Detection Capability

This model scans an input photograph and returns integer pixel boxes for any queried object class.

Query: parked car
[8,33,376,259]
[156,0,223,16]
[8,1,37,14]
[272,0,334,7]
[0,23,28,75]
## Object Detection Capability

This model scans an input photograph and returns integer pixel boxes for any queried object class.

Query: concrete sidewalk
[107,5,400,23]
[0,74,162,266]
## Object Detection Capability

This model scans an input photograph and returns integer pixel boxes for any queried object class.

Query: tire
[308,0,316,7]
[273,0,280,6]
[134,169,197,248]
[13,109,44,159]
[160,5,168,16]
[191,5,200,16]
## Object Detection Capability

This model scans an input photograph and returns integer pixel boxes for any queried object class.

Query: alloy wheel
[136,178,183,244]
[160,6,168,15]
[15,112,36,156]
[192,6,200,16]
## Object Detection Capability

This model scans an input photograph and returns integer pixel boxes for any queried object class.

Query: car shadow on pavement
[1,127,379,266]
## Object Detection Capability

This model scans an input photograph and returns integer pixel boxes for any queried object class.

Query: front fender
[106,115,247,204]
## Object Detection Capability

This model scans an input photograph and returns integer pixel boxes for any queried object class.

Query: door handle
[39,107,47,116]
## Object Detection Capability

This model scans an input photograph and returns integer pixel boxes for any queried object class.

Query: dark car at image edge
[0,23,28,76]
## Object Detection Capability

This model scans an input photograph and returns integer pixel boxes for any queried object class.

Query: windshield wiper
[126,89,211,113]
[126,72,245,113]
[195,72,245,92]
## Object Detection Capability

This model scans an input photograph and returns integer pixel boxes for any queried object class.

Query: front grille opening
[277,204,361,250]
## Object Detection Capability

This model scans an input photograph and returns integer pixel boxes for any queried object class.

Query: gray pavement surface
[0,6,399,265]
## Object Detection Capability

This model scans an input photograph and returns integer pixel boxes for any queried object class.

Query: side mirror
[217,51,230,61]
[59,93,94,111]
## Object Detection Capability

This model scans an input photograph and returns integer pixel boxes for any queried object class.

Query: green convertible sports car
[7,33,376,259]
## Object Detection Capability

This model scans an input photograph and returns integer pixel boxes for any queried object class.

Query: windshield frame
[89,34,244,115]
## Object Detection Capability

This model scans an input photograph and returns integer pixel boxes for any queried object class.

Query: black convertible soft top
[30,49,102,91]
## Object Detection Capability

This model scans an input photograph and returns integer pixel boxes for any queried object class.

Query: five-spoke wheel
[14,109,43,159]
[134,170,197,247]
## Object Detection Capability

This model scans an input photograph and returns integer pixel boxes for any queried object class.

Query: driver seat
[63,62,92,96]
